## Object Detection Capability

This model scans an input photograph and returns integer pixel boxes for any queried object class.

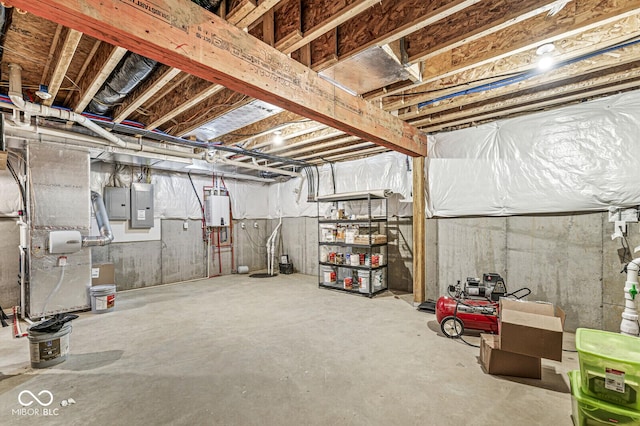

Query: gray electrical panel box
[104,187,130,220]
[130,183,154,228]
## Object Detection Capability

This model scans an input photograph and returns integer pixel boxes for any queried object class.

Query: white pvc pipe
[622,259,640,336]
[205,150,301,178]
[8,64,127,148]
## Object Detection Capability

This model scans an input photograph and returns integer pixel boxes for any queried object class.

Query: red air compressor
[435,273,530,338]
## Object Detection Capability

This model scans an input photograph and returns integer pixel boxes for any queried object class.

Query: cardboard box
[499,299,565,362]
[91,263,115,286]
[480,334,542,379]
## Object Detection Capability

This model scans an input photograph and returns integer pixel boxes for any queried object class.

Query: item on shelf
[372,254,379,267]
[322,266,336,284]
[351,253,360,266]
[345,228,358,244]
[344,277,353,290]
[358,270,370,293]
[354,234,387,245]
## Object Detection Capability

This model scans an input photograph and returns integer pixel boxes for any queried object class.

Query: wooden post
[412,156,426,304]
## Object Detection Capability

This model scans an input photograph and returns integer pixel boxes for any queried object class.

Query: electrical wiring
[417,35,640,109]
[6,159,26,213]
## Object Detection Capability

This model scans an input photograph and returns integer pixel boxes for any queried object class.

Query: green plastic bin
[569,370,640,425]
[575,328,640,410]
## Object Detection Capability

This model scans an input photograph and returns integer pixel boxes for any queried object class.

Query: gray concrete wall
[428,212,631,332]
[386,217,413,292]
[233,219,269,273]
[91,219,207,290]
[0,219,20,309]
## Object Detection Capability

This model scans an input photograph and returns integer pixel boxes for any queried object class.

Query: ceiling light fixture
[273,130,283,145]
[535,43,556,71]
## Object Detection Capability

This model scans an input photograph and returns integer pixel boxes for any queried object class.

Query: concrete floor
[0,274,578,425]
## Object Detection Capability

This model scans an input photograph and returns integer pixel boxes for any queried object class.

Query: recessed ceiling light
[537,55,555,71]
[536,43,555,56]
[273,130,283,145]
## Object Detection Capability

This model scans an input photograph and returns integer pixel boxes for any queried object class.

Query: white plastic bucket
[373,270,384,290]
[322,266,336,285]
[28,323,72,368]
[90,284,116,314]
[358,270,370,294]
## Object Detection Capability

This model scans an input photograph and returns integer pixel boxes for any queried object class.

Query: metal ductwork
[88,53,157,115]
[82,191,114,247]
[7,63,127,148]
[191,0,222,12]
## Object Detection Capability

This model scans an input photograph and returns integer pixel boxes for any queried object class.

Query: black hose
[187,171,204,213]
[7,160,26,214]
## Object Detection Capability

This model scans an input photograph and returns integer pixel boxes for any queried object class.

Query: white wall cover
[426,90,640,217]
[268,151,413,218]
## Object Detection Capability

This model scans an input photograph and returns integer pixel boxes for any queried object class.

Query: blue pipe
[417,38,640,109]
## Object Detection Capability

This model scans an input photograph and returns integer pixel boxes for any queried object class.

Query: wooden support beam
[237,0,283,29]
[299,43,312,67]
[382,39,421,82]
[297,140,371,161]
[43,28,82,106]
[401,44,640,124]
[63,38,100,106]
[216,110,304,145]
[310,145,388,162]
[412,156,425,305]
[145,81,225,130]
[309,0,480,68]
[40,24,63,85]
[226,0,257,25]
[418,78,640,133]
[113,65,182,123]
[404,0,562,64]
[285,0,380,54]
[174,90,253,136]
[67,42,126,113]
[384,9,640,112]
[247,122,327,151]
[266,128,342,153]
[418,0,640,84]
[10,0,426,156]
[262,7,275,46]
[267,137,364,166]
[274,0,302,52]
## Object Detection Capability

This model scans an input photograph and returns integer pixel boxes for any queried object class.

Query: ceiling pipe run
[7,63,128,148]
[3,120,296,181]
